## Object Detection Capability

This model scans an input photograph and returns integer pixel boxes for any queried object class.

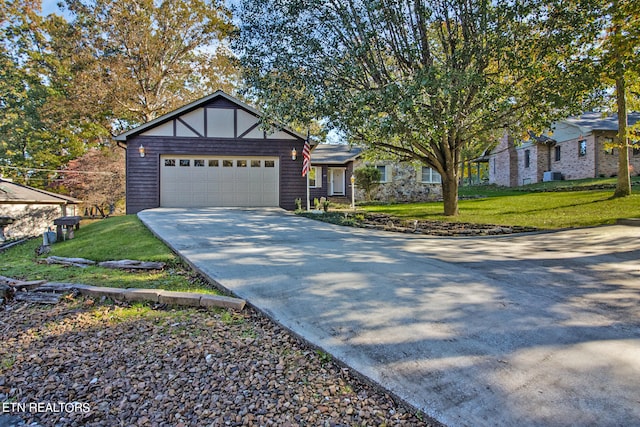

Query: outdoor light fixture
[291,148,297,160]
[138,144,146,158]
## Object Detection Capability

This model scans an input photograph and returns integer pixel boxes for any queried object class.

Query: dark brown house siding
[308,162,356,203]
[125,137,307,214]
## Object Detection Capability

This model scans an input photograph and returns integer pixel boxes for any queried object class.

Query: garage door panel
[161,156,279,207]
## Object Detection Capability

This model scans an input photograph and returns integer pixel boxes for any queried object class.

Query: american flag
[301,139,311,177]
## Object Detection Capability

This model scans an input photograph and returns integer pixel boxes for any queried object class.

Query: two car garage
[116,91,307,214]
[159,156,279,208]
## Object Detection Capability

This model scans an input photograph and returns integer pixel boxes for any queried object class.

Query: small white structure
[0,179,80,240]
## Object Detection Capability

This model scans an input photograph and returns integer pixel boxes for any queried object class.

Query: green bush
[354,166,382,201]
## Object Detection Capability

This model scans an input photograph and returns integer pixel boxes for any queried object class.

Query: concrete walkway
[138,208,640,427]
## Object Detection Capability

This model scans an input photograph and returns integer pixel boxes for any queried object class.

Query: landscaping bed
[0,298,431,427]
[298,211,538,236]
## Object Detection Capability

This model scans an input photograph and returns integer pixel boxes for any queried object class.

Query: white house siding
[0,204,64,240]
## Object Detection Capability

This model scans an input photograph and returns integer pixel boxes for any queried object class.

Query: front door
[329,168,345,196]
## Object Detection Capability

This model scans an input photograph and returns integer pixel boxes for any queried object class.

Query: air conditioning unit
[543,171,562,182]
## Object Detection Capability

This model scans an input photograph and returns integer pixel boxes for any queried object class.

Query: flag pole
[301,130,311,211]
[306,130,310,211]
[306,171,310,211]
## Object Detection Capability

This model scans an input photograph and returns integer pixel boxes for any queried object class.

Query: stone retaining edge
[76,286,245,310]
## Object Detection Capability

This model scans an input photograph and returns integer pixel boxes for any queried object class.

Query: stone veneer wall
[355,162,443,203]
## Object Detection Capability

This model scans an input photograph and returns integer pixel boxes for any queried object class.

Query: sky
[40,0,66,16]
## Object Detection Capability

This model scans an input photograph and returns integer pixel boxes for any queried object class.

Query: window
[421,167,442,183]
[251,160,261,167]
[376,165,390,182]
[309,166,321,188]
[524,150,530,168]
[578,140,587,157]
[194,159,205,167]
[554,146,561,162]
[209,159,219,167]
[179,159,190,167]
[223,160,233,167]
[164,159,175,167]
[265,160,275,168]
[633,145,640,156]
[237,160,247,167]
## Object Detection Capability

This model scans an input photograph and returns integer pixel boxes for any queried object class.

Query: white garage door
[160,156,279,207]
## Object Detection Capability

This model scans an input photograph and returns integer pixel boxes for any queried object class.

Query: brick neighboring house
[487,112,640,186]
[308,144,443,203]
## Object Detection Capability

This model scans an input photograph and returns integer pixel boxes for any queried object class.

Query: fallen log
[97,260,165,270]
[13,280,47,291]
[45,256,96,268]
[14,292,60,304]
[0,275,21,286]
[33,282,89,293]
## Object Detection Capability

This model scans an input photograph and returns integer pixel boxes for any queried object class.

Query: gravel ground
[0,297,433,426]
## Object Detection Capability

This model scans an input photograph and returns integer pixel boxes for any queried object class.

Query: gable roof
[114,90,307,142]
[310,144,362,164]
[0,179,80,205]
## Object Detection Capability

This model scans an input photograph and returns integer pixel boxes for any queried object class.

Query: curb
[83,286,246,310]
[6,280,246,311]
[617,218,640,227]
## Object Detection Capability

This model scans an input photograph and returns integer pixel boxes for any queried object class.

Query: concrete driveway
[138,208,640,427]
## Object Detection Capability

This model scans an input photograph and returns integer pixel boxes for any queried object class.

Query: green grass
[362,178,640,229]
[0,215,220,294]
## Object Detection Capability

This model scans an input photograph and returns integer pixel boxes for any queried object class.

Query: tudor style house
[487,112,640,187]
[115,91,312,214]
[117,91,445,213]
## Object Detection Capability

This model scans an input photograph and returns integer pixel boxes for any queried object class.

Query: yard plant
[0,215,219,294]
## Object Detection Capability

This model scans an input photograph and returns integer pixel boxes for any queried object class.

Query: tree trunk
[614,70,631,198]
[442,169,459,216]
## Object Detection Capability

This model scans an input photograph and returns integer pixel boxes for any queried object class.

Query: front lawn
[0,215,220,294]
[362,181,640,229]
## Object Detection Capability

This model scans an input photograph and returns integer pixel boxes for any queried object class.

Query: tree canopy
[1,0,238,201]
[236,0,603,215]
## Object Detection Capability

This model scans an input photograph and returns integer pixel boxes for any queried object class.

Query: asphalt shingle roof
[310,144,362,164]
[564,112,640,131]
[0,179,80,204]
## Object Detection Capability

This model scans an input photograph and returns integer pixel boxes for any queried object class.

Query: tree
[61,0,238,126]
[0,1,79,185]
[599,0,640,197]
[236,0,601,215]
[354,165,381,201]
[56,144,125,216]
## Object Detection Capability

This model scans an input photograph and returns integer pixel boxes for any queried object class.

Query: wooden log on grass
[14,292,60,304]
[45,256,96,268]
[97,260,165,270]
